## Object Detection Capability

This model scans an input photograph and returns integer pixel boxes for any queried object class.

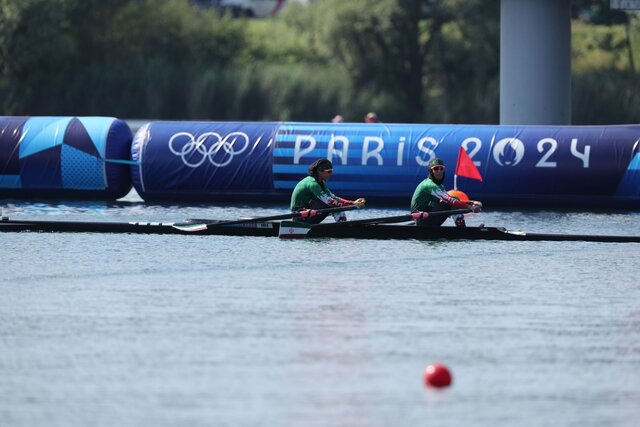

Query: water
[2,193,640,427]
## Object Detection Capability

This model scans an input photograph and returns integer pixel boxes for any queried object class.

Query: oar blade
[172,222,208,232]
[278,221,312,239]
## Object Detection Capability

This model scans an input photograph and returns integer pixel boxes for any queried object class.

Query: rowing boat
[2,217,639,243]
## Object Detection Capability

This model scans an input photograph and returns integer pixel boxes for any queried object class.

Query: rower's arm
[434,188,481,211]
[311,183,351,207]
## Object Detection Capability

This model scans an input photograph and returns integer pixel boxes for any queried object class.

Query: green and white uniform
[411,177,469,227]
[290,176,352,223]
[411,178,468,212]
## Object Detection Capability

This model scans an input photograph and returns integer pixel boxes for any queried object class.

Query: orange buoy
[424,363,452,388]
[447,189,469,201]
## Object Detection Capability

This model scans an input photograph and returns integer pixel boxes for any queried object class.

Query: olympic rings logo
[168,131,250,168]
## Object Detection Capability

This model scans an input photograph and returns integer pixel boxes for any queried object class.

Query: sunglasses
[431,165,445,172]
[321,169,333,174]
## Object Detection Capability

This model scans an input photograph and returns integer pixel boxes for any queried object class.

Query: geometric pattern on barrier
[20,117,70,158]
[64,117,101,158]
[61,145,104,190]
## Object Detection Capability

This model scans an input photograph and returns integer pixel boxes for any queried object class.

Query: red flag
[455,147,483,181]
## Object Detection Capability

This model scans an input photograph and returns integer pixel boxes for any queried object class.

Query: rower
[290,158,365,224]
[411,157,482,227]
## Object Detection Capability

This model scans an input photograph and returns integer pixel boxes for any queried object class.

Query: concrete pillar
[500,0,572,125]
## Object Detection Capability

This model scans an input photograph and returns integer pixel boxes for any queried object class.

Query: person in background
[364,112,379,123]
[290,158,365,224]
[410,158,482,227]
[331,115,344,123]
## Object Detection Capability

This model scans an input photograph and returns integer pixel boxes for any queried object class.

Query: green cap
[428,158,444,169]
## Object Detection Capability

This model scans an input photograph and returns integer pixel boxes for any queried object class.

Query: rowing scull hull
[1,218,639,243]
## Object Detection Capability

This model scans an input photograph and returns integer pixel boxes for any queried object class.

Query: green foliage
[279,0,501,123]
[430,0,500,123]
[108,0,245,65]
[0,0,638,123]
[573,70,640,124]
[572,21,631,72]
[570,17,640,123]
[185,63,353,121]
[0,0,248,116]
[243,17,320,64]
[309,0,404,91]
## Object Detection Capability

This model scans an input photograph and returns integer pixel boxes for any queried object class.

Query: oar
[312,208,473,228]
[173,204,361,232]
[278,208,474,239]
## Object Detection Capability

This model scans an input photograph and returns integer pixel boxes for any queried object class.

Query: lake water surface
[1,193,639,427]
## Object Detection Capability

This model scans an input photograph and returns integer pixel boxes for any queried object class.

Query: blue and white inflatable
[0,116,132,199]
[131,121,640,208]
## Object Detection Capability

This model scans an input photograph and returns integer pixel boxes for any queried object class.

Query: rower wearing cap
[290,158,366,224]
[411,157,482,227]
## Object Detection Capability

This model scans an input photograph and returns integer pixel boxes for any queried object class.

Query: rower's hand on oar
[469,201,482,213]
[353,198,366,208]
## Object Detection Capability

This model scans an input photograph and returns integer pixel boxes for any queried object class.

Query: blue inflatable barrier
[131,121,640,208]
[131,121,277,201]
[0,116,133,199]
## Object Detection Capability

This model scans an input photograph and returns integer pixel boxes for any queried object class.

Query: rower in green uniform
[411,157,482,227]
[291,158,365,224]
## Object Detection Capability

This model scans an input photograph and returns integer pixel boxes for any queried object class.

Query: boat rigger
[1,217,639,243]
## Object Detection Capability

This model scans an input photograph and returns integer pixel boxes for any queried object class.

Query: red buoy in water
[424,363,452,388]
[447,190,469,202]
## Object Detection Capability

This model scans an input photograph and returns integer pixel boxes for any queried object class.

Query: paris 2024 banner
[130,121,640,208]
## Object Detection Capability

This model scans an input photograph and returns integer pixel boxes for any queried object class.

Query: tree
[0,0,247,115]
[286,0,500,123]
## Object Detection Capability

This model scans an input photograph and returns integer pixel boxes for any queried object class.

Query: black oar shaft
[314,208,472,227]
[198,204,360,227]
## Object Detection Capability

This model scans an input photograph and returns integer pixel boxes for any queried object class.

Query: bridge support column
[500,0,572,125]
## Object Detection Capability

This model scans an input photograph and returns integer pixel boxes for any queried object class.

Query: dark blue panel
[0,117,28,176]
[20,145,63,188]
[103,119,133,199]
[478,126,635,196]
